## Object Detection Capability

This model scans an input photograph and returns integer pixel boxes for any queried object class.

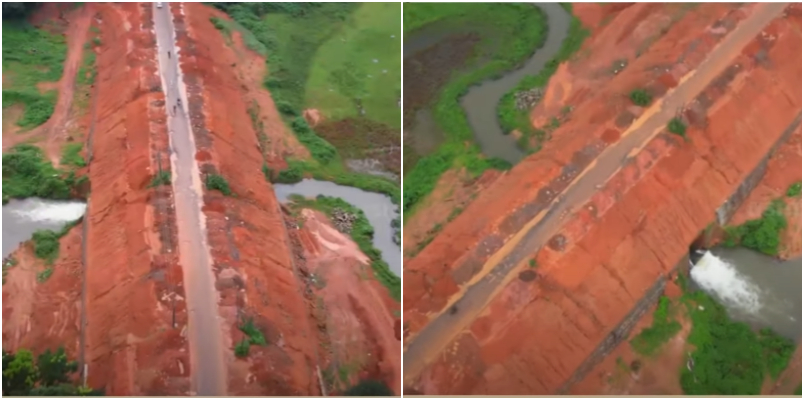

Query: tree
[1,347,103,396]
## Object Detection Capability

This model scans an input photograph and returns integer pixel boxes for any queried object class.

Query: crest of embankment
[84,3,189,395]
[403,3,801,394]
[171,3,320,395]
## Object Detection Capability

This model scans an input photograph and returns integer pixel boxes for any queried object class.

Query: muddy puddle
[273,179,401,276]
[403,3,571,164]
[2,198,87,258]
[691,248,802,340]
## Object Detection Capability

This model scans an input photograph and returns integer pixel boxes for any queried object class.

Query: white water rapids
[690,249,801,340]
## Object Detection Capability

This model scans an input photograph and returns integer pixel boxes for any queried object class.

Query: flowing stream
[404,3,572,164]
[690,248,802,340]
[2,198,87,258]
[273,179,401,276]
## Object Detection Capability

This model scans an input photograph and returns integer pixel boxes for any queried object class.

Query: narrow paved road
[153,3,227,395]
[403,2,788,384]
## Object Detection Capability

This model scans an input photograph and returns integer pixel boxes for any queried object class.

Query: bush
[723,199,787,255]
[630,296,682,356]
[239,317,266,346]
[667,118,687,137]
[32,230,61,264]
[786,181,801,197]
[629,88,652,107]
[204,173,232,196]
[343,379,393,396]
[233,339,250,358]
[276,101,296,116]
[2,347,102,396]
[149,170,171,187]
[3,144,79,202]
[275,165,304,184]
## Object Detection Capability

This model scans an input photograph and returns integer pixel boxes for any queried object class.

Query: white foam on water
[10,198,87,223]
[690,251,762,315]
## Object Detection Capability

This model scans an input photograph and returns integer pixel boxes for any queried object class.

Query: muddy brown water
[274,179,401,276]
[403,3,571,165]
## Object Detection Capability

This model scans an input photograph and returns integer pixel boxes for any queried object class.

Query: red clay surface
[292,209,401,395]
[403,3,801,395]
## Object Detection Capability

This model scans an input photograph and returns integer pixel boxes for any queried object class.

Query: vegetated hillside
[209,2,401,199]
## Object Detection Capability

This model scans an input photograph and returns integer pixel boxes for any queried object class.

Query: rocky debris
[514,87,544,111]
[611,59,628,75]
[331,208,357,234]
[303,108,322,127]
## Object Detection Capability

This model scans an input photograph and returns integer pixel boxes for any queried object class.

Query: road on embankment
[403,2,789,384]
[153,2,227,395]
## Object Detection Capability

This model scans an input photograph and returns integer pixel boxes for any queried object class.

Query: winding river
[274,179,401,276]
[404,3,572,164]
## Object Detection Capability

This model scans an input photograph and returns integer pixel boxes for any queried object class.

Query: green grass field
[2,21,67,130]
[305,3,400,129]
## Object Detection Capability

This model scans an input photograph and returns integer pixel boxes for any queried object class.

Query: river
[404,3,571,164]
[2,198,87,259]
[273,179,401,276]
[690,248,802,340]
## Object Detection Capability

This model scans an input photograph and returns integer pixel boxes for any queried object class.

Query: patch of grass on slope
[723,199,787,256]
[288,194,400,301]
[2,21,67,129]
[497,3,590,141]
[677,275,795,395]
[630,295,682,356]
[3,144,85,204]
[305,2,401,128]
[402,3,548,218]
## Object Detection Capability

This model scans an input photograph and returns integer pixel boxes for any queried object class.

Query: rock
[303,109,322,127]
[331,208,357,233]
[514,88,544,111]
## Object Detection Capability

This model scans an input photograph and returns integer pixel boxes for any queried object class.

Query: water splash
[690,250,762,315]
[8,198,87,223]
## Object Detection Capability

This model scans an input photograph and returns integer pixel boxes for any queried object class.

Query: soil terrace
[171,3,321,395]
[403,2,801,395]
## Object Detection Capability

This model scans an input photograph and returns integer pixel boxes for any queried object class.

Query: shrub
[667,118,687,137]
[630,296,682,356]
[204,173,232,196]
[629,88,652,106]
[239,318,266,346]
[149,170,171,188]
[276,101,296,116]
[3,144,77,202]
[32,230,61,264]
[786,181,801,197]
[723,199,787,255]
[343,379,393,396]
[275,165,304,184]
[233,339,250,358]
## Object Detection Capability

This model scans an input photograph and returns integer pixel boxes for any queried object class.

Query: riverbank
[209,3,401,201]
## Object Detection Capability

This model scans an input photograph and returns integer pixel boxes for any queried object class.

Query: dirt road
[153,3,226,395]
[403,2,789,384]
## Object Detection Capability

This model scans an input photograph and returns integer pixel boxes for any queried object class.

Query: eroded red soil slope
[404,3,801,395]
[172,3,319,395]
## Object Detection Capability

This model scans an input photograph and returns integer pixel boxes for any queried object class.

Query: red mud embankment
[403,3,801,395]
[84,3,189,395]
[172,3,320,395]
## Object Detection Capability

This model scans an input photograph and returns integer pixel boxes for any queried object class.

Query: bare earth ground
[404,2,801,395]
[293,209,401,395]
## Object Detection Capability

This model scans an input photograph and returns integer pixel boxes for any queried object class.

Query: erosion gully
[402,2,789,384]
[153,3,226,395]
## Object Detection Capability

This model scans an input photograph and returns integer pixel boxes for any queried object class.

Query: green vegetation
[233,317,267,358]
[679,281,795,395]
[786,181,801,197]
[529,258,537,268]
[204,173,232,196]
[31,218,80,268]
[667,118,687,137]
[342,379,394,396]
[77,40,98,87]
[212,3,400,205]
[289,195,400,301]
[629,88,653,107]
[3,144,86,204]
[2,347,103,396]
[630,296,682,356]
[60,143,86,168]
[2,21,67,129]
[723,199,787,255]
[403,3,551,216]
[149,170,171,188]
[497,3,590,147]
